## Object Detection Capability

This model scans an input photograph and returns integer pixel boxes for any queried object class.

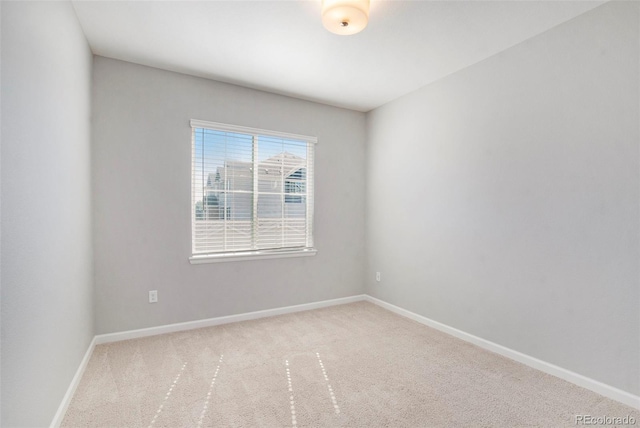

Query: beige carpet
[62,302,638,427]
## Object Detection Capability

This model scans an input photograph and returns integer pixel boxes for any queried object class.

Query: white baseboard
[364,295,640,410]
[95,294,367,345]
[52,292,638,428]
[50,336,97,428]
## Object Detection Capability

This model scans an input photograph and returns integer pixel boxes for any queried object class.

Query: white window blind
[190,120,315,260]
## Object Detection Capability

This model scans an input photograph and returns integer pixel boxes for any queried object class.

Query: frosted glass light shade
[322,0,370,35]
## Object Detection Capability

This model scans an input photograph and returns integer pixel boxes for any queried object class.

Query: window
[284,168,306,203]
[190,120,316,263]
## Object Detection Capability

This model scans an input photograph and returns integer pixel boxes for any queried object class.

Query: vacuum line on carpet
[316,352,340,414]
[148,362,187,428]
[197,354,224,427]
[285,360,297,427]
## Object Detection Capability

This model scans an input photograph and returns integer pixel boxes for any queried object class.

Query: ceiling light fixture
[322,0,370,35]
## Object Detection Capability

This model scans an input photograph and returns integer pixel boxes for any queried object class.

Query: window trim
[189,247,317,264]
[190,120,318,145]
[189,119,317,264]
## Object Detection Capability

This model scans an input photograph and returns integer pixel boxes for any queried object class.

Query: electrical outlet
[149,290,158,303]
[376,272,381,282]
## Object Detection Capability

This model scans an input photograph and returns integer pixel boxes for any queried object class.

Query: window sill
[189,248,317,264]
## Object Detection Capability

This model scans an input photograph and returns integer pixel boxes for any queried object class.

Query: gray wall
[1,2,94,426]
[92,57,366,334]
[365,1,639,395]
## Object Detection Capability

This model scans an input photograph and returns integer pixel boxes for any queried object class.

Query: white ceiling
[72,1,606,112]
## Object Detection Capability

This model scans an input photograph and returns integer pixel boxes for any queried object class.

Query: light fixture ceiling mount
[322,0,370,35]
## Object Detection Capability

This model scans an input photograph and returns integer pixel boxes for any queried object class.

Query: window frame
[189,119,317,264]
